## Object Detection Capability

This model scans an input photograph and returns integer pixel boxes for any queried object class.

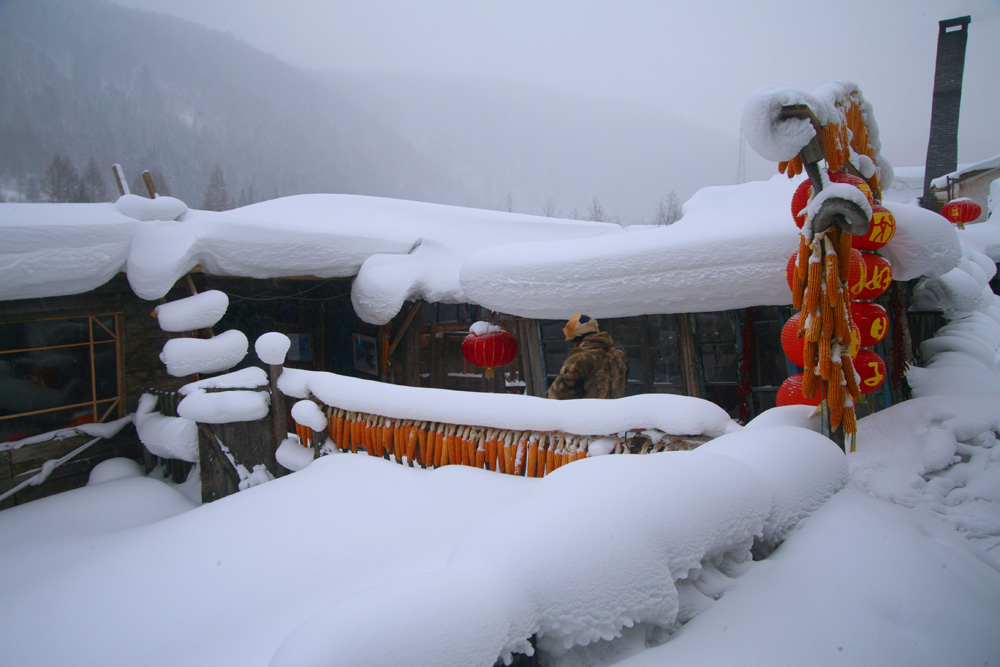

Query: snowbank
[271,426,845,666]
[134,393,199,463]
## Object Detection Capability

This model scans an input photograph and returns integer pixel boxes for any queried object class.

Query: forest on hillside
[0,0,737,224]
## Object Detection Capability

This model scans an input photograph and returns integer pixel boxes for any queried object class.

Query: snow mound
[114,194,187,221]
[134,394,198,463]
[276,438,316,472]
[256,332,291,366]
[271,426,844,666]
[87,457,144,485]
[159,329,248,377]
[153,290,229,332]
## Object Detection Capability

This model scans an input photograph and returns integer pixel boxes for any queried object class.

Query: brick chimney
[920,16,971,210]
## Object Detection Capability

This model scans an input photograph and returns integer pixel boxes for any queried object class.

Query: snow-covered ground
[1,187,999,665]
[1,81,999,665]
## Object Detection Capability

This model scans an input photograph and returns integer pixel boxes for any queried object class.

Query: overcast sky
[109,0,999,171]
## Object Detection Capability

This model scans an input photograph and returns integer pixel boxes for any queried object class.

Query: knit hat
[563,314,600,341]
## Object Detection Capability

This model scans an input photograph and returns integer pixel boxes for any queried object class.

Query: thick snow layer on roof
[930,154,1000,189]
[0,202,136,300]
[1,181,990,322]
[462,178,801,319]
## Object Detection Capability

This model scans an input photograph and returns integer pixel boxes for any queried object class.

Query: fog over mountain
[0,0,751,222]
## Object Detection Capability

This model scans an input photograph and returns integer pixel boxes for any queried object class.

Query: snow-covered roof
[931,154,1000,189]
[0,178,990,324]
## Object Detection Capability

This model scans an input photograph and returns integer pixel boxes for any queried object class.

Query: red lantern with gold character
[853,349,886,393]
[940,198,982,228]
[852,204,896,251]
[851,252,892,301]
[850,302,889,347]
[462,322,518,378]
[776,373,825,407]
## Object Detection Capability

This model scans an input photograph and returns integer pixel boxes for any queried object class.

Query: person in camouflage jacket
[546,314,628,400]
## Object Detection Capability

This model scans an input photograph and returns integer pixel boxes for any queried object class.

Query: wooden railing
[293,406,708,478]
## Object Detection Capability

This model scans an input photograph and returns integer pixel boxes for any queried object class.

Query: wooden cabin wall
[0,273,190,507]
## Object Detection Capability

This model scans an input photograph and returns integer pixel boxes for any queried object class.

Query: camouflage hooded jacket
[546,331,628,400]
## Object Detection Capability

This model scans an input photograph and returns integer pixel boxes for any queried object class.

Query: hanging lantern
[790,172,874,229]
[852,204,896,251]
[461,322,518,378]
[851,252,892,300]
[850,302,889,347]
[791,179,812,228]
[776,373,825,407]
[846,248,866,296]
[853,349,886,392]
[848,321,862,357]
[781,314,804,367]
[940,198,982,229]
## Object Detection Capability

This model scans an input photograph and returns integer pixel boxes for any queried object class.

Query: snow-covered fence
[307,408,709,477]
[276,362,738,478]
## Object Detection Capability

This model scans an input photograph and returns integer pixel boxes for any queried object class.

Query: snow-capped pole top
[741,81,892,192]
[114,193,188,221]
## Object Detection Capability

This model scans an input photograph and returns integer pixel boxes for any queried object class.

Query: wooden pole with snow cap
[256,332,291,461]
[745,84,891,453]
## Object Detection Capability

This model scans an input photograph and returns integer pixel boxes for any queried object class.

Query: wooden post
[112,164,129,196]
[268,363,287,463]
[142,170,157,198]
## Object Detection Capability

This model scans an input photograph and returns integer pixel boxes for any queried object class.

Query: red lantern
[850,302,888,347]
[791,179,812,228]
[836,247,866,298]
[852,204,896,251]
[776,373,825,407]
[851,252,892,300]
[853,349,886,393]
[940,198,982,227]
[781,314,804,367]
[461,323,518,378]
[790,173,873,229]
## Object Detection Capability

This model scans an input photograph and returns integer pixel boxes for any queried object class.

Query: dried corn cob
[818,333,832,379]
[824,236,840,305]
[806,312,822,343]
[806,243,823,315]
[842,354,861,399]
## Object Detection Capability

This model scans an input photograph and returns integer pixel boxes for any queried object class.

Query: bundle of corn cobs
[293,408,704,477]
[789,223,861,443]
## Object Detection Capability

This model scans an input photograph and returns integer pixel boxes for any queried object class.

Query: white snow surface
[159,329,249,377]
[153,289,229,332]
[2,179,988,323]
[2,210,1000,665]
[255,331,292,366]
[133,393,199,463]
[114,193,187,221]
[276,437,315,472]
[176,368,271,424]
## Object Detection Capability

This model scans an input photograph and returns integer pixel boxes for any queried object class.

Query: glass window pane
[540,320,565,342]
[652,350,682,386]
[648,314,680,347]
[701,345,738,383]
[621,347,644,382]
[695,312,735,344]
[94,343,118,401]
[0,318,90,350]
[611,322,642,346]
[93,316,117,342]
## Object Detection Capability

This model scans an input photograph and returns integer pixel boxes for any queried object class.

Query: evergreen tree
[80,157,108,203]
[201,164,230,211]
[40,154,80,202]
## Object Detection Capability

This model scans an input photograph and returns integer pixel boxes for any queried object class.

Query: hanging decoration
[775,373,825,407]
[849,302,889,347]
[851,252,893,300]
[939,198,982,229]
[852,204,896,250]
[461,321,518,379]
[853,349,887,393]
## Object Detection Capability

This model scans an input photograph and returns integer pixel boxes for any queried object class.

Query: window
[0,314,122,442]
[693,311,740,416]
